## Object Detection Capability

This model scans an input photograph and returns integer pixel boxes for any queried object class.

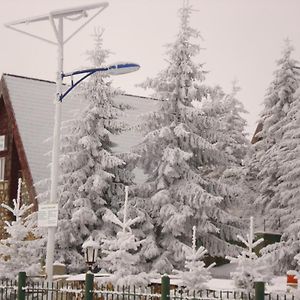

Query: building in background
[0,73,158,237]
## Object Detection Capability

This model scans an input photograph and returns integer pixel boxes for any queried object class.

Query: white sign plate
[38,203,58,227]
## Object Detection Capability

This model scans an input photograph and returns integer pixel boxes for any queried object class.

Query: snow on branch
[1,178,33,224]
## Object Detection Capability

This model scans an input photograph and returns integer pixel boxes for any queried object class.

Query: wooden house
[0,73,158,238]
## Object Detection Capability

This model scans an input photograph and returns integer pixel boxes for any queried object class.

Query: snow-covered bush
[0,179,44,279]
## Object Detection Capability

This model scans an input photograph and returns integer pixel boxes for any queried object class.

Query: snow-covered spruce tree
[0,179,44,279]
[200,83,248,168]
[247,40,300,230]
[258,86,300,273]
[219,82,249,166]
[226,217,272,292]
[133,4,243,273]
[200,83,249,216]
[100,187,151,287]
[260,95,300,271]
[175,226,215,291]
[50,30,136,272]
[220,84,251,217]
[243,42,300,265]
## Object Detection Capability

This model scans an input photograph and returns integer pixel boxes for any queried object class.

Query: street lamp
[60,62,140,101]
[82,236,99,272]
[5,2,140,285]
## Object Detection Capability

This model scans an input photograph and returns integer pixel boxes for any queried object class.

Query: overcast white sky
[1,0,300,136]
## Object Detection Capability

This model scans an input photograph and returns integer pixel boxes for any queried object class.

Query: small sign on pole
[38,203,58,227]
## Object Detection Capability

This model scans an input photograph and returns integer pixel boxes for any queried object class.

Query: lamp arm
[60,66,113,101]
[60,70,96,101]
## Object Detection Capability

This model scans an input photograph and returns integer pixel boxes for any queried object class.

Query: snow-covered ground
[63,272,294,294]
[210,263,292,293]
[60,263,297,295]
[211,262,237,279]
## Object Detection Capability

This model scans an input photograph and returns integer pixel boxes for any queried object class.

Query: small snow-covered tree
[175,226,215,291]
[41,30,137,272]
[226,217,272,292]
[100,187,151,287]
[0,179,44,279]
[133,3,242,273]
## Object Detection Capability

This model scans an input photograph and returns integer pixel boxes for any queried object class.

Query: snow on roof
[3,74,159,193]
[82,237,99,249]
[66,272,111,282]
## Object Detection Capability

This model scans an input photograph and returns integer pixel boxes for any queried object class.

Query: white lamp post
[82,236,99,272]
[5,2,140,285]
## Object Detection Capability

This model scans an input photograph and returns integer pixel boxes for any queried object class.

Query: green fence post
[254,281,265,300]
[161,274,170,300]
[17,272,26,300]
[85,272,94,300]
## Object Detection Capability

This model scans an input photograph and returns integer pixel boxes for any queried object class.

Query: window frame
[0,157,5,181]
[0,135,6,152]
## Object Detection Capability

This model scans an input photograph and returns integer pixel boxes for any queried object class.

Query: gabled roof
[2,73,159,193]
[251,122,263,144]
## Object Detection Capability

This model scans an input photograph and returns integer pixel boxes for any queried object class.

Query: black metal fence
[24,282,84,299]
[0,273,297,300]
[0,279,17,299]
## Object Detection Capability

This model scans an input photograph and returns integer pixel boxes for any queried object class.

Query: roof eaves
[3,73,56,85]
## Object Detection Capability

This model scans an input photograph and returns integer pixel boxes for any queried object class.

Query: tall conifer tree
[247,40,300,272]
[248,40,300,230]
[133,4,242,273]
[52,31,136,272]
[260,79,300,273]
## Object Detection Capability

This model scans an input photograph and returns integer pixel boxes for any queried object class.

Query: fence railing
[0,279,17,299]
[0,272,297,300]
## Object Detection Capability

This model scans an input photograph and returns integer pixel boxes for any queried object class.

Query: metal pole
[17,272,26,300]
[45,16,64,285]
[254,281,265,300]
[85,272,94,300]
[161,274,170,300]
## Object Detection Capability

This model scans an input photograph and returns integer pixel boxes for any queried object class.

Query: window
[0,157,5,181]
[0,135,6,151]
